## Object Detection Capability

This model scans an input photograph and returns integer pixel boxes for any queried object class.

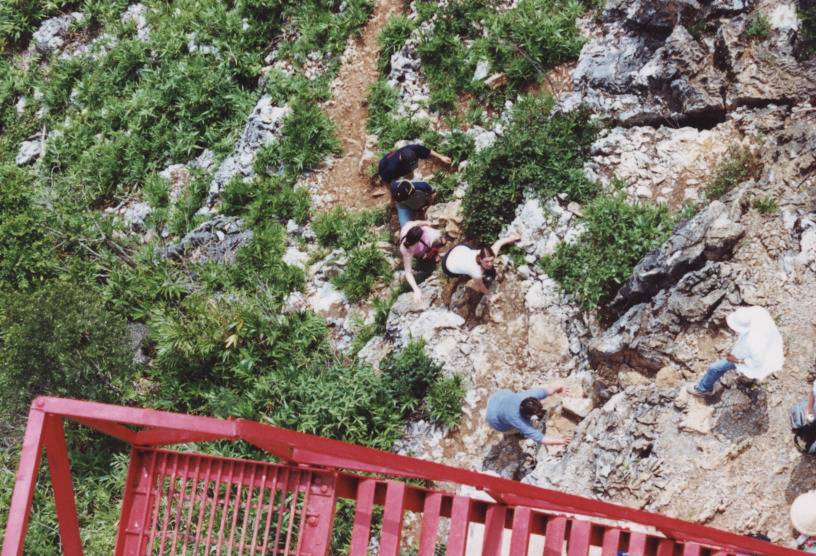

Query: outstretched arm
[472,277,491,296]
[540,434,572,446]
[546,382,567,396]
[403,253,422,300]
[808,388,815,421]
[490,233,521,255]
[429,149,452,165]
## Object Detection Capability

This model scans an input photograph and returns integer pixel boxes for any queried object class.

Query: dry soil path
[310,0,404,212]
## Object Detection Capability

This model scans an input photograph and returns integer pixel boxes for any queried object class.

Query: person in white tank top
[441,233,520,304]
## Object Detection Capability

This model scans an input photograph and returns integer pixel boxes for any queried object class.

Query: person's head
[519,397,546,421]
[393,179,415,202]
[476,247,495,270]
[399,148,419,174]
[401,225,423,247]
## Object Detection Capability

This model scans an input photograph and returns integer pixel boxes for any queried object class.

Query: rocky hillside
[1,0,816,551]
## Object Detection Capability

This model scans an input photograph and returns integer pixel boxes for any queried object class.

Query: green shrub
[705,147,762,200]
[258,99,340,176]
[746,13,771,39]
[168,170,210,236]
[541,194,673,309]
[463,95,600,241]
[752,195,779,214]
[333,244,391,302]
[484,0,585,86]
[440,129,475,164]
[232,223,305,296]
[380,340,442,411]
[366,78,400,135]
[426,375,465,427]
[0,166,59,292]
[799,3,816,59]
[312,207,384,250]
[0,282,136,423]
[378,15,416,73]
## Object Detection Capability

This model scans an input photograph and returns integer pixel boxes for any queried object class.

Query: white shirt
[444,245,482,279]
[727,306,784,379]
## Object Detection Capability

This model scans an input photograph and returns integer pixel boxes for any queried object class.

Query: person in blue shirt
[390,179,435,226]
[377,144,451,183]
[486,384,572,445]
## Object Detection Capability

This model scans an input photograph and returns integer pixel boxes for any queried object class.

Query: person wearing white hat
[687,306,784,398]
[791,490,816,553]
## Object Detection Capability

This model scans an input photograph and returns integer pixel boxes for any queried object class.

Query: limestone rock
[160,216,252,263]
[15,139,42,166]
[32,12,83,54]
[561,397,593,419]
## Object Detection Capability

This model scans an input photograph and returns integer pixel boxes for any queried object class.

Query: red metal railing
[0,397,804,555]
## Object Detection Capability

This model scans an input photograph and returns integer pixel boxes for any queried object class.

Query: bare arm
[429,149,452,165]
[490,233,521,255]
[402,253,421,299]
[546,382,567,395]
[808,389,815,420]
[471,277,490,295]
[406,220,432,228]
[540,434,572,446]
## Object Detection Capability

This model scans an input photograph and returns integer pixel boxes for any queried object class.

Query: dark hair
[393,179,414,202]
[400,148,418,166]
[519,397,545,420]
[401,226,423,247]
[476,247,495,263]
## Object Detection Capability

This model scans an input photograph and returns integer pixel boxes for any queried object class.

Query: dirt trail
[311,0,404,212]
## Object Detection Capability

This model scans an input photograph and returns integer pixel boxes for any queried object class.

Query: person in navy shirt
[377,144,452,183]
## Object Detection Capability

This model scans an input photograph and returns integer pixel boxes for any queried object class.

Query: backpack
[789,399,816,454]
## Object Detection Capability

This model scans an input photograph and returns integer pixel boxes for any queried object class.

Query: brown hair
[519,397,546,420]
[476,246,495,264]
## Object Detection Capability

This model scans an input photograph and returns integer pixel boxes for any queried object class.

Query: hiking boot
[686,383,714,398]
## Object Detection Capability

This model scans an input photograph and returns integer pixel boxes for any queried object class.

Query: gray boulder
[16,139,42,166]
[32,12,83,54]
[609,201,744,315]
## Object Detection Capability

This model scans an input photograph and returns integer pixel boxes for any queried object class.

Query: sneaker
[686,383,714,398]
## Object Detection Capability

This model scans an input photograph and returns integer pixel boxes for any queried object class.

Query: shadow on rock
[482,434,537,481]
[785,455,816,504]
[713,385,769,441]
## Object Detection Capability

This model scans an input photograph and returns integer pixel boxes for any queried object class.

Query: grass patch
[378,15,416,73]
[752,195,778,214]
[463,94,600,241]
[426,375,466,427]
[746,13,771,40]
[313,207,385,250]
[704,147,762,200]
[541,194,673,310]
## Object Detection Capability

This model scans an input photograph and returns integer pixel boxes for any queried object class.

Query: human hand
[559,434,573,445]
[807,412,815,423]
[413,290,422,302]
[725,353,743,364]
[549,383,567,395]
[439,155,452,165]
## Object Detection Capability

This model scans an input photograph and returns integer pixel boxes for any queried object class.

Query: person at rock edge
[485,384,572,445]
[440,234,521,304]
[791,491,816,553]
[377,143,452,183]
[391,178,435,227]
[398,220,446,302]
[687,306,784,398]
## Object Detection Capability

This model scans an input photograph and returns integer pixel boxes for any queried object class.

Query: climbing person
[791,491,816,553]
[377,144,452,183]
[399,220,446,302]
[687,306,784,398]
[789,374,816,454]
[441,234,521,304]
[485,384,572,445]
[391,179,435,227]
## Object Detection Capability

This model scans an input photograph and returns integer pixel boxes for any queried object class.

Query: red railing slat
[446,495,471,556]
[481,505,507,556]
[567,519,593,556]
[509,506,532,556]
[418,492,443,556]
[544,516,568,556]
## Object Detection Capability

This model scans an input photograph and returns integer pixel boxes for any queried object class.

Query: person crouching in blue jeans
[391,179,434,227]
[687,306,784,398]
[486,384,572,446]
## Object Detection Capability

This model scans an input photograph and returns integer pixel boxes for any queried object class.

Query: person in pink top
[398,220,446,301]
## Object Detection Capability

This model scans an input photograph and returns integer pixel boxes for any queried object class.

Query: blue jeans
[696,359,737,393]
[395,203,414,227]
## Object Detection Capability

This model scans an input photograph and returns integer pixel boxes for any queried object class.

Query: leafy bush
[333,244,391,302]
[232,223,306,296]
[258,99,340,176]
[380,339,442,411]
[799,2,816,59]
[0,166,58,291]
[541,194,673,309]
[705,147,762,200]
[222,174,311,227]
[378,15,416,72]
[752,195,779,214]
[463,95,600,241]
[746,13,771,39]
[168,169,210,236]
[0,282,135,422]
[440,129,475,165]
[367,78,400,134]
[484,0,585,86]
[312,207,384,250]
[426,375,466,427]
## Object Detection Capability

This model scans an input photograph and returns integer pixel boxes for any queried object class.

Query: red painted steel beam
[132,427,232,446]
[2,405,47,556]
[71,417,138,444]
[43,416,83,555]
[6,398,805,556]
